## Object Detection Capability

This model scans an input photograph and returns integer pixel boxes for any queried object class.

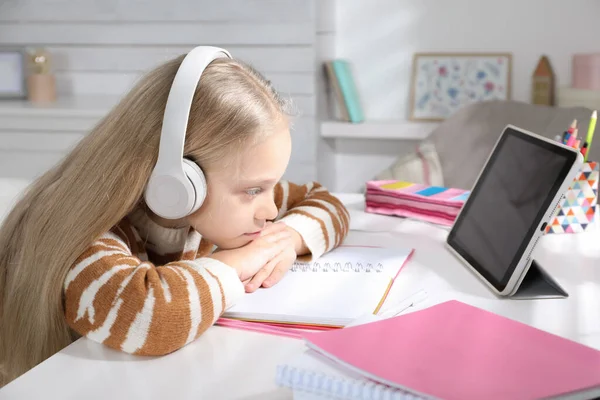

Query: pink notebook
[303,300,600,400]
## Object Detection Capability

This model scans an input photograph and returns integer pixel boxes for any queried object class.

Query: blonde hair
[0,54,293,386]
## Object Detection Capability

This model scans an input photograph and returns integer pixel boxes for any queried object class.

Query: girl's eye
[246,188,263,196]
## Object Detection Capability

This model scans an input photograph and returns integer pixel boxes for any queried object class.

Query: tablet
[446,125,583,296]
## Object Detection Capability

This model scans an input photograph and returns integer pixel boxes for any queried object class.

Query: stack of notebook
[365,180,469,226]
[277,300,600,399]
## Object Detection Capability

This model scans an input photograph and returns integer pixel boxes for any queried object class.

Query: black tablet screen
[447,127,577,291]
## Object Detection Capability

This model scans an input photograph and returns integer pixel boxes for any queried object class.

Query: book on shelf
[324,59,365,123]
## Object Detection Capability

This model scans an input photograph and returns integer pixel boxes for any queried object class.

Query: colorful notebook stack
[365,180,469,226]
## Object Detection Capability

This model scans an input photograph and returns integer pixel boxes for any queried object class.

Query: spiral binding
[291,262,385,273]
[276,364,422,400]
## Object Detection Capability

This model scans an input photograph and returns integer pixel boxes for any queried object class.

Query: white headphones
[144,46,232,220]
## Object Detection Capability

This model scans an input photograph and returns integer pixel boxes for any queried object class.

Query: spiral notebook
[276,349,418,400]
[223,246,413,327]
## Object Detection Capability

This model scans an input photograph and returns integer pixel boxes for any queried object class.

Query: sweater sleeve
[63,226,244,356]
[274,181,350,260]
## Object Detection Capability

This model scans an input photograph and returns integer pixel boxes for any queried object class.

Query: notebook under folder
[223,246,413,327]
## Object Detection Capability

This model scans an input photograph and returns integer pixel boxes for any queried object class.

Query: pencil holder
[546,161,599,234]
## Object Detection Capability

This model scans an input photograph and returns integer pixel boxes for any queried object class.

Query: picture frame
[409,52,512,121]
[0,47,28,99]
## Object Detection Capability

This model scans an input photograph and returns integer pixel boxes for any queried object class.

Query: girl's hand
[244,225,306,293]
[244,244,296,292]
[208,222,291,281]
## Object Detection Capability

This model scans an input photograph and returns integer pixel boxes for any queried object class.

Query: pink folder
[302,300,600,400]
[215,317,335,339]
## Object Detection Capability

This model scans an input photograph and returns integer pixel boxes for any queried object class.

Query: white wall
[0,0,318,183]
[337,0,600,120]
[315,0,339,189]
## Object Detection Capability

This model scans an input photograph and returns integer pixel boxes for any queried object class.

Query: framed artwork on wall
[0,47,28,99]
[409,52,512,121]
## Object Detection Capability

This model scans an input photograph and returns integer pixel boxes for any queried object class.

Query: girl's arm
[273,181,350,259]
[63,226,244,356]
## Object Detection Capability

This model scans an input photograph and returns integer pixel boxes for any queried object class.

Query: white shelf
[557,87,600,111]
[320,120,439,140]
[0,95,119,118]
[0,95,119,132]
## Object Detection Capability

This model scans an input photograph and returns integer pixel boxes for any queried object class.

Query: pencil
[584,111,597,162]
[566,128,578,148]
[563,119,577,144]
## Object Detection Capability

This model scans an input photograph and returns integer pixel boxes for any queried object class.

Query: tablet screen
[447,127,577,292]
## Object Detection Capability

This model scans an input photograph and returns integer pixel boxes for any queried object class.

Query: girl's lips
[244,230,262,237]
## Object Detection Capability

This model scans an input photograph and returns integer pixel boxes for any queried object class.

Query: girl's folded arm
[274,180,350,260]
[63,230,244,356]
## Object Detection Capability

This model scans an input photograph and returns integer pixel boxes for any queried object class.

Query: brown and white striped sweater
[63,181,349,355]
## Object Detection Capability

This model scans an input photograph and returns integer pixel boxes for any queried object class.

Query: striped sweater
[63,181,350,355]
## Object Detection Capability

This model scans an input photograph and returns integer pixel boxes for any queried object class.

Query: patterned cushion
[374,140,444,187]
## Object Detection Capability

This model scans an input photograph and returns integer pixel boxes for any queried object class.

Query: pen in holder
[546,161,599,234]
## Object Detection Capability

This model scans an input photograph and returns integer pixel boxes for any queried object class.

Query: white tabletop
[2,193,600,399]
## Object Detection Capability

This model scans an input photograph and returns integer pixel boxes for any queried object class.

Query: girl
[0,47,349,386]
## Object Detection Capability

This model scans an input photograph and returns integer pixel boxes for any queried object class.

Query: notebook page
[223,246,412,326]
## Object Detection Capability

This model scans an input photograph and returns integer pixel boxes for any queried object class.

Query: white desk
[2,193,600,399]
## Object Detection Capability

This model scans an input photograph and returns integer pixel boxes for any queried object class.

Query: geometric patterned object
[546,161,599,234]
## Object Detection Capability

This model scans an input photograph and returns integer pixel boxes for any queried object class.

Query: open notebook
[223,246,413,327]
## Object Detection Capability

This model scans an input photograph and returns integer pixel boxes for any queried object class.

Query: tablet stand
[510,259,568,299]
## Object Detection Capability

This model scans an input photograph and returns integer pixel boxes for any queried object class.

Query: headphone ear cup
[182,158,207,213]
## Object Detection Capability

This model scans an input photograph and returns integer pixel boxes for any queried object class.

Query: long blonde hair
[0,53,293,386]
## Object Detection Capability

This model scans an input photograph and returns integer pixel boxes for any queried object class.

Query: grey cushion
[429,100,596,190]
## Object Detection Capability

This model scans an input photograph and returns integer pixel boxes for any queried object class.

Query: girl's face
[186,124,292,249]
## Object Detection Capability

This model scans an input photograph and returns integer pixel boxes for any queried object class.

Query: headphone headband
[145,46,232,220]
[154,46,231,174]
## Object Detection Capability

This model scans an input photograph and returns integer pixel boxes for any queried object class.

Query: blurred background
[0,0,599,193]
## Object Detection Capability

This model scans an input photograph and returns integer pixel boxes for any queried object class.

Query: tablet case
[510,259,568,299]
